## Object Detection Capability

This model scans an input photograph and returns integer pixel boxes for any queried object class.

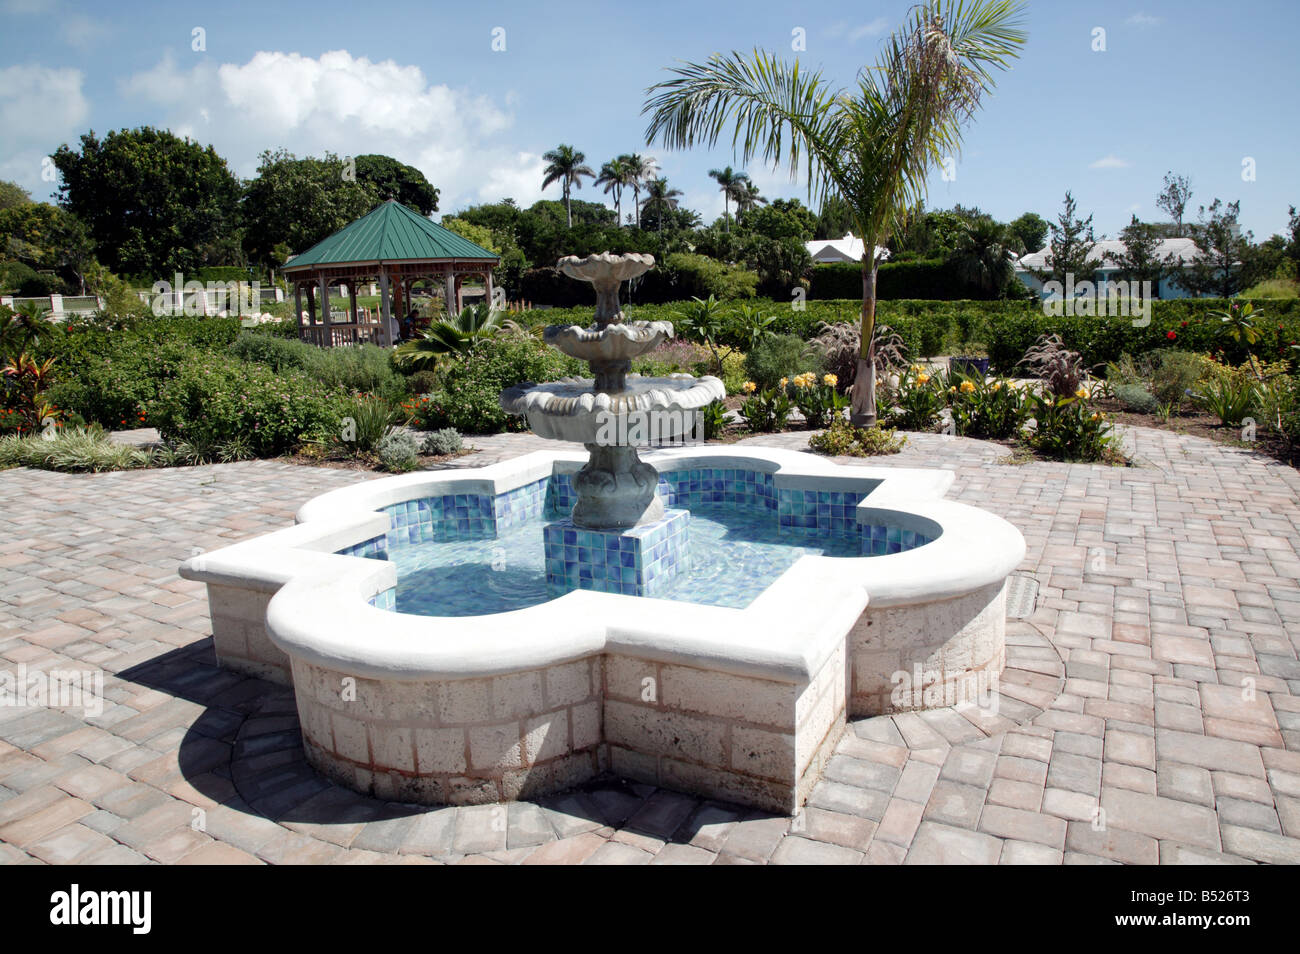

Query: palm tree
[622,154,659,228]
[595,157,636,226]
[392,302,508,371]
[733,180,767,223]
[948,218,1017,297]
[641,178,685,231]
[644,0,1027,426]
[541,144,595,228]
[708,166,750,232]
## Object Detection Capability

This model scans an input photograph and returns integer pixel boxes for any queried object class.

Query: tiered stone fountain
[501,252,724,597]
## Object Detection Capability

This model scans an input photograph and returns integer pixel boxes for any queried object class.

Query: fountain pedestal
[544,508,691,598]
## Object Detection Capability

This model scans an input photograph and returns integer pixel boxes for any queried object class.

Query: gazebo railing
[300,321,387,348]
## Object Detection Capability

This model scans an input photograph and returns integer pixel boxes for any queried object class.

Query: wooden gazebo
[280,199,500,347]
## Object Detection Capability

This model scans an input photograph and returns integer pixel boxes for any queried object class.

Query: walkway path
[1,426,1297,864]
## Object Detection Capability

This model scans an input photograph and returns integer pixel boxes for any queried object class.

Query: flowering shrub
[738,381,792,432]
[886,365,946,431]
[946,375,1029,439]
[149,354,343,456]
[1027,390,1118,462]
[790,371,847,429]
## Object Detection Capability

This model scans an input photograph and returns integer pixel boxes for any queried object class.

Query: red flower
[1166,331,1177,340]
[1180,321,1187,328]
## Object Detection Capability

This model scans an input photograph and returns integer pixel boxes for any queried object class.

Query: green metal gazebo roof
[282,199,498,271]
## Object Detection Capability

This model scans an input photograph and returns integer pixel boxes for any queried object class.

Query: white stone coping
[179,446,1024,684]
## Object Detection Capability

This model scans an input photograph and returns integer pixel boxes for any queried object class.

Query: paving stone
[905,821,1002,864]
[923,780,985,829]
[1099,787,1220,850]
[770,835,862,865]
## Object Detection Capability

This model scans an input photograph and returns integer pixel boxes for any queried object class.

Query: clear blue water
[390,503,862,616]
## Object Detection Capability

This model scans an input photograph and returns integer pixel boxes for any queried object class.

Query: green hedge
[810,259,978,300]
[519,297,1300,371]
[149,353,342,455]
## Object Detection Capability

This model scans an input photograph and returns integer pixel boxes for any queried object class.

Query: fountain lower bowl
[178,447,1026,814]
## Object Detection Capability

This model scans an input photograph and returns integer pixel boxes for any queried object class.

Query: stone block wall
[848,580,1006,716]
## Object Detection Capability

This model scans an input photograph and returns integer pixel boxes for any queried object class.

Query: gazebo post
[484,270,495,310]
[443,270,456,318]
[347,279,360,342]
[378,267,393,348]
[294,283,303,341]
[318,274,331,348]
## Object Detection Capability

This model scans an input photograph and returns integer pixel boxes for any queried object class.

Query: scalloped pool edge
[179,445,1026,813]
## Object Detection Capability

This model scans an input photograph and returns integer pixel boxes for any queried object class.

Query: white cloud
[849,18,889,41]
[0,63,89,196]
[62,13,110,48]
[1126,12,1162,27]
[118,49,535,213]
[1089,155,1131,169]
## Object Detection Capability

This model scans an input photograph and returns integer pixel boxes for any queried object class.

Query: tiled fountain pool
[342,469,935,615]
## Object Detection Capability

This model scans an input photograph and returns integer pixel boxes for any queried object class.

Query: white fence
[0,294,103,318]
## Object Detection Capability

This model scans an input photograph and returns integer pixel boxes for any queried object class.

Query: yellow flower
[1091,412,1101,421]
[742,381,757,394]
[1075,386,1089,399]
[779,377,788,388]
[959,380,976,394]
[949,385,957,394]
[990,382,1002,392]
[915,373,930,385]
[793,372,813,389]
[910,364,922,374]
[823,373,837,387]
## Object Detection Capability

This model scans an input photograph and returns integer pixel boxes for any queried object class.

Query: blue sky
[2,0,1297,242]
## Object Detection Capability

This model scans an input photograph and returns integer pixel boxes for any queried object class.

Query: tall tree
[1156,172,1193,237]
[595,157,635,226]
[947,217,1017,297]
[241,149,380,272]
[353,155,439,215]
[1106,215,1171,294]
[0,180,30,211]
[1007,211,1048,253]
[645,0,1027,425]
[622,154,658,228]
[707,166,749,232]
[540,144,595,228]
[1175,198,1252,298]
[1028,191,1097,289]
[733,180,768,223]
[52,127,241,276]
[640,177,684,232]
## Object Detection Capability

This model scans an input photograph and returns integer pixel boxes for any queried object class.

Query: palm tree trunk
[564,183,572,229]
[723,195,730,232]
[850,252,879,428]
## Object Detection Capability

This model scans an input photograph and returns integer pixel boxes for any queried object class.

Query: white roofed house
[805,232,893,265]
[1015,237,1208,300]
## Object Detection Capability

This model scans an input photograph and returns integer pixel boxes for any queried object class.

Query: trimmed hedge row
[524,297,1300,372]
[809,259,980,300]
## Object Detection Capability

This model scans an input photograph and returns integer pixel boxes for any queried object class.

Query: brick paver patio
[2,425,1299,864]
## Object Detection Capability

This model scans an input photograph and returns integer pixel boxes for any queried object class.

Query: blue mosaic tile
[368,586,396,611]
[542,509,691,598]
[336,534,389,561]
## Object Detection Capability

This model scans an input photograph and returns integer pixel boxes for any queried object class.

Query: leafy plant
[1112,383,1158,414]
[886,365,946,432]
[334,392,399,455]
[1191,377,1256,426]
[699,399,729,439]
[946,376,1028,439]
[1027,392,1119,463]
[743,333,819,390]
[738,384,792,432]
[808,419,906,456]
[790,372,847,429]
[419,428,463,456]
[1149,350,1201,412]
[393,302,509,371]
[0,427,150,472]
[376,430,419,472]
